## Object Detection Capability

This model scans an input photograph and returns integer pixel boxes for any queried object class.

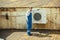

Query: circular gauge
[33,13,41,21]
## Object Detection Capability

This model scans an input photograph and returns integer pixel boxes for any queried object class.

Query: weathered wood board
[0,8,29,29]
[0,0,60,7]
[6,32,56,40]
[0,8,60,29]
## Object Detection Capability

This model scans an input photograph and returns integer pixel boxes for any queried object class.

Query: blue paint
[27,11,32,36]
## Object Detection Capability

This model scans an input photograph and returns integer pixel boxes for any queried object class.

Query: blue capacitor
[26,11,32,36]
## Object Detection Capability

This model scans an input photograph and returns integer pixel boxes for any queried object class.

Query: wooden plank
[0,8,60,29]
[0,0,60,7]
[6,32,56,40]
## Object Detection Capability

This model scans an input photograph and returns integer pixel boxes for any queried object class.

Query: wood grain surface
[0,0,60,7]
[0,8,60,29]
[6,32,60,40]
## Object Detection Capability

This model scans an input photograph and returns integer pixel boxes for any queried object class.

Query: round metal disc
[33,13,41,21]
